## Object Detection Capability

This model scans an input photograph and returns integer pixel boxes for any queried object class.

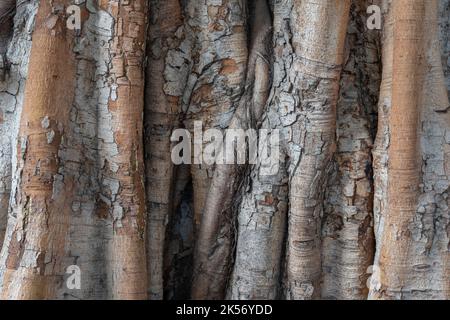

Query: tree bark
[321,0,379,300]
[145,0,185,300]
[0,0,77,299]
[189,0,248,299]
[0,0,448,301]
[371,0,450,299]
[284,0,351,299]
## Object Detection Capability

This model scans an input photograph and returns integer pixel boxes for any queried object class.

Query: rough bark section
[189,0,248,300]
[204,0,275,300]
[145,0,186,300]
[371,0,393,272]
[228,158,289,300]
[182,0,247,231]
[415,0,450,299]
[0,0,31,249]
[439,0,449,95]
[98,0,149,300]
[56,2,118,300]
[0,0,76,299]
[282,0,351,299]
[321,0,380,300]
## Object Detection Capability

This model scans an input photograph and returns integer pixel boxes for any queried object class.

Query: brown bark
[0,0,76,299]
[0,0,448,301]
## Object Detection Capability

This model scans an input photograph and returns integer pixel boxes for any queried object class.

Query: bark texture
[0,0,448,300]
[370,0,450,299]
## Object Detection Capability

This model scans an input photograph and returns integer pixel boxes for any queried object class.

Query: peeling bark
[145,0,185,300]
[0,0,24,250]
[189,0,248,300]
[0,0,15,81]
[0,0,448,301]
[196,0,273,300]
[283,0,351,300]
[101,0,149,300]
[321,0,379,300]
[0,0,149,300]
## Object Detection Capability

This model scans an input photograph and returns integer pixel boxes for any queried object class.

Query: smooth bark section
[0,0,76,299]
[189,0,248,300]
[372,0,450,299]
[378,0,425,297]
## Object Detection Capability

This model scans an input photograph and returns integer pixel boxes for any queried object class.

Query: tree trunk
[321,0,379,300]
[371,0,450,299]
[145,0,185,300]
[283,0,351,300]
[0,0,448,300]
[189,0,248,299]
[0,0,77,299]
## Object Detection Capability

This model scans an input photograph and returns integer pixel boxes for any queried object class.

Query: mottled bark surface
[0,0,77,299]
[0,0,149,300]
[0,0,448,300]
[322,0,379,300]
[145,0,184,300]
[187,0,248,300]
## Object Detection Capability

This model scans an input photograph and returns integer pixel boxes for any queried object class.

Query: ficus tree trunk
[0,0,148,300]
[0,0,448,300]
[370,0,450,299]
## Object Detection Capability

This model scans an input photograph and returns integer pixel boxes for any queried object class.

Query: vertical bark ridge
[100,0,149,300]
[189,0,248,300]
[372,0,394,272]
[0,0,76,299]
[373,0,426,299]
[195,0,274,300]
[228,156,289,300]
[284,0,351,299]
[227,0,294,301]
[145,0,186,300]
[182,0,248,231]
[321,0,380,300]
